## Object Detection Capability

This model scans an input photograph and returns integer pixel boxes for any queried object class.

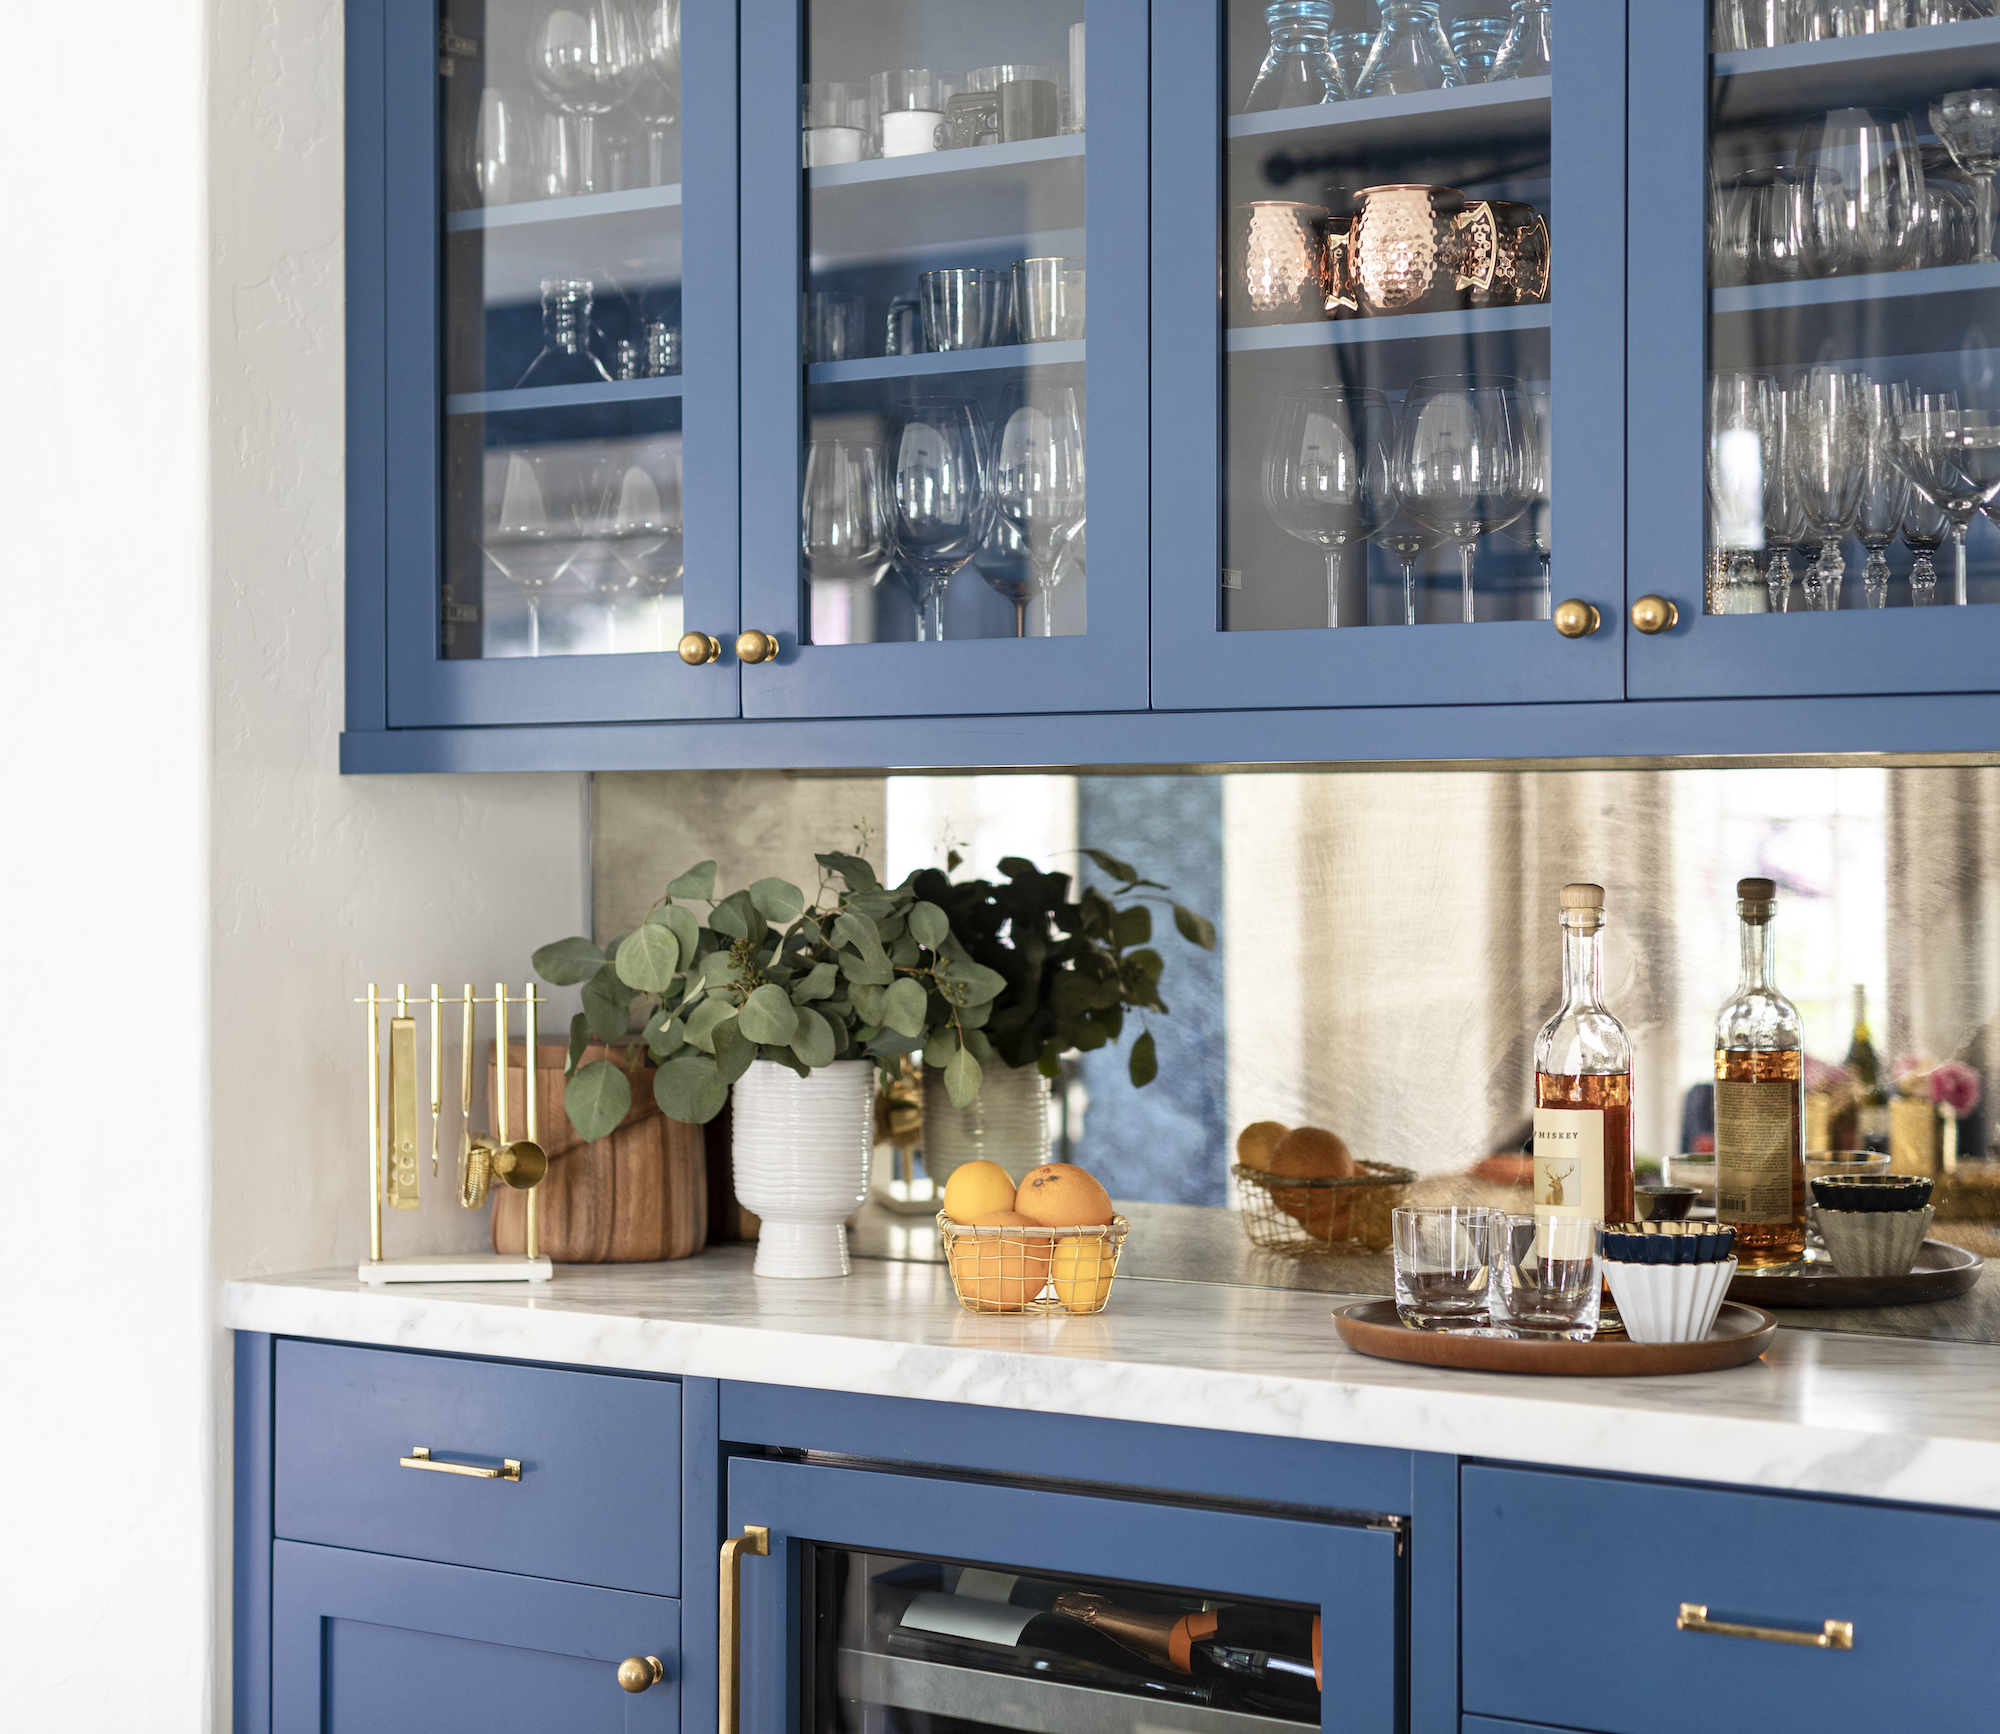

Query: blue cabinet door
[735,0,1152,719]
[726,1451,1404,1734]
[1149,0,1626,713]
[350,0,742,732]
[1627,0,2000,701]
[272,1541,679,1732]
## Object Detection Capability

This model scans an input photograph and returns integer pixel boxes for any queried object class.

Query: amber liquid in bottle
[1534,1070,1635,1229]
[1715,1046,1804,1268]
[1714,880,1806,1270]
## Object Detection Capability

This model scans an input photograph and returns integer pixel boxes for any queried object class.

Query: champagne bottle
[1846,983,1890,1154]
[1715,878,1805,1269]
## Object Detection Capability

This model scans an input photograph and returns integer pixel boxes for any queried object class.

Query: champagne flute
[1395,374,1531,626]
[1761,383,1807,611]
[1262,386,1393,630]
[1852,381,1911,610]
[1709,373,1769,612]
[1786,370,1866,609]
[1932,89,2000,264]
[888,399,992,642]
[992,385,1086,636]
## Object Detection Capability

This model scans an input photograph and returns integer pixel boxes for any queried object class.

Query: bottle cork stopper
[1737,877,1776,900]
[1559,883,1605,910]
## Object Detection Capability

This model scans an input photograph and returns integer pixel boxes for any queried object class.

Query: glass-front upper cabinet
[374,0,740,728]
[737,0,1150,719]
[1631,0,2000,702]
[1151,0,1626,713]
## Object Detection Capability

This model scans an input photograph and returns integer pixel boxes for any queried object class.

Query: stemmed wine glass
[481,446,583,657]
[525,0,644,199]
[1852,381,1911,611]
[1262,386,1393,630]
[1932,89,2000,265]
[1709,373,1769,613]
[1760,381,1808,613]
[1787,369,1866,610]
[628,0,681,186]
[1903,485,1949,607]
[599,445,684,650]
[992,385,1086,637]
[1499,391,1552,617]
[1394,374,1531,625]
[973,515,1038,639]
[1897,394,2000,606]
[888,399,992,642]
[1367,511,1444,625]
[802,436,890,644]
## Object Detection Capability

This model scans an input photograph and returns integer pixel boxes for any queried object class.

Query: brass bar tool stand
[357,981,552,1285]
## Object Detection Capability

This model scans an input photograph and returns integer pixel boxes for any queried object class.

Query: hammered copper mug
[1347,184,1497,316]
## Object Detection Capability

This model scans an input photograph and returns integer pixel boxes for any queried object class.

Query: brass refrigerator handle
[1677,1603,1853,1649]
[720,1525,770,1734]
[398,1445,521,1481]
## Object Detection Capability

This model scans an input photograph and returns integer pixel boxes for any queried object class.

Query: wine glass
[1760,381,1809,612]
[627,0,680,186]
[1499,394,1553,619]
[599,444,683,650]
[1367,511,1445,625]
[1262,386,1393,630]
[888,399,992,642]
[1799,108,1923,277]
[525,0,644,198]
[802,436,890,644]
[1903,484,1949,607]
[1932,90,2000,264]
[973,514,1038,638]
[1394,374,1531,626]
[481,447,584,657]
[1898,395,2000,605]
[1709,373,1769,613]
[992,385,1086,637]
[1852,381,1912,610]
[1786,370,1867,609]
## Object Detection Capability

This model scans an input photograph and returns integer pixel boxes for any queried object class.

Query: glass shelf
[808,340,1083,385]
[444,183,684,233]
[1226,75,1550,150]
[1226,303,1551,352]
[445,377,685,416]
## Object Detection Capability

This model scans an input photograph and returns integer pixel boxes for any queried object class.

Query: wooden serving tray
[1332,1299,1777,1376]
[1727,1239,1983,1309]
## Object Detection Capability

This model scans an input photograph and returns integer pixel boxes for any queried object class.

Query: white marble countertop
[225,1251,2000,1513]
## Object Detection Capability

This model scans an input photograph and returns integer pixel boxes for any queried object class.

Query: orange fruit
[1235,1120,1290,1171]
[1266,1127,1357,1240]
[1015,1162,1115,1228]
[949,1210,1053,1310]
[941,1158,1019,1224]
[1051,1234,1116,1311]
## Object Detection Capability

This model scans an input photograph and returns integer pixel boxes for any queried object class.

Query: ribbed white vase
[921,1062,1052,1188]
[731,1060,876,1278]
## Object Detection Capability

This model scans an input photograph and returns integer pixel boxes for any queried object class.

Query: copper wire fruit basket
[1233,1161,1415,1255]
[937,1211,1131,1315]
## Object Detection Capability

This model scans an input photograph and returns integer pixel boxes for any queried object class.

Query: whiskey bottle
[1532,883,1635,1239]
[1845,983,1890,1154]
[1715,878,1805,1269]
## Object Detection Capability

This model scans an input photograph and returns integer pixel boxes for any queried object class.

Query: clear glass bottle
[515,278,614,390]
[1490,0,1553,82]
[1532,883,1635,1244]
[1244,1,1351,111]
[1714,878,1806,1269]
[1844,982,1891,1153]
[1354,1,1460,99]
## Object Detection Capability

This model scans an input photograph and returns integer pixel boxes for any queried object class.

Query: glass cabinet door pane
[1706,5,2000,616]
[807,1545,1323,1731]
[800,1,1090,645]
[1221,0,1554,632]
[437,0,687,660]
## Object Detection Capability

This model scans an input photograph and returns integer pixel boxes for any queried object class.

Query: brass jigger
[492,982,548,1190]
[458,983,498,1209]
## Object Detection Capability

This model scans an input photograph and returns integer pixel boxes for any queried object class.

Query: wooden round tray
[1727,1239,1983,1309]
[1332,1299,1777,1376]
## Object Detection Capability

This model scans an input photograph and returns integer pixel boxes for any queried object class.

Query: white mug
[804,125,864,166]
[880,108,943,157]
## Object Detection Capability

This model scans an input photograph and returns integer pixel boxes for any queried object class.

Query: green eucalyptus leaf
[957,998,992,1030]
[887,933,921,969]
[649,1014,687,1061]
[922,1028,959,1070]
[1111,905,1152,949]
[834,910,887,962]
[869,1031,925,1058]
[1082,847,1139,884]
[962,1028,993,1064]
[935,955,1008,1007]
[749,877,808,924]
[565,1011,590,1078]
[711,1015,756,1085]
[908,900,950,948]
[581,963,635,1042]
[790,1004,836,1068]
[655,1054,729,1124]
[666,860,717,901]
[564,1059,633,1143]
[881,977,929,1038]
[816,851,880,891]
[532,936,607,986]
[849,981,888,1023]
[1037,1042,1063,1079]
[738,983,800,1046]
[791,961,838,1003]
[1068,1019,1109,1052]
[707,891,752,941]
[944,1045,983,1108]
[837,948,894,988]
[1172,902,1218,950]
[615,923,682,992]
[683,997,735,1053]
[657,903,702,961]
[700,950,739,988]
[1129,1028,1159,1088]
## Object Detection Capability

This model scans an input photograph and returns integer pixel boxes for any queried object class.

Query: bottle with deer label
[1532,883,1634,1246]
[1715,877,1805,1268]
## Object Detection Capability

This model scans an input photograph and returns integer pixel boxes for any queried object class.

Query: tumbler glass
[803,80,868,165]
[1391,1205,1497,1330]
[805,291,866,363]
[921,268,1012,351]
[1014,257,1083,342]
[1492,1214,1601,1340]
[873,68,957,156]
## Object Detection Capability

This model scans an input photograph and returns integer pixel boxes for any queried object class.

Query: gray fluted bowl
[1817,1204,1934,1278]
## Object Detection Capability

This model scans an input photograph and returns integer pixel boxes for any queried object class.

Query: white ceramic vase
[730,1059,875,1278]
[921,1062,1052,1188]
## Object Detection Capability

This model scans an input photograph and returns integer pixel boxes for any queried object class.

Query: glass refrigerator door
[383,0,739,727]
[1151,0,1626,713]
[736,0,1151,719]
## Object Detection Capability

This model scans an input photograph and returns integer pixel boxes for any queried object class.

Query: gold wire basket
[937,1211,1131,1315]
[1234,1161,1415,1256]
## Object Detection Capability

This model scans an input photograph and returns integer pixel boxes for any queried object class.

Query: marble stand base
[358,1254,553,1284]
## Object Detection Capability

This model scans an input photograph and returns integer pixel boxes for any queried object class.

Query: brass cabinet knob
[1552,599,1602,639]
[616,1655,665,1693]
[677,632,721,666]
[1631,594,1679,635]
[735,629,781,664]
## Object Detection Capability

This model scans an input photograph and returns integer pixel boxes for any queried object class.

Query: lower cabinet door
[272,1541,678,1732]
[725,1454,1404,1734]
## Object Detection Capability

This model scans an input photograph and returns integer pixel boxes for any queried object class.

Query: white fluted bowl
[731,1060,875,1278]
[921,1062,1052,1187]
[1603,1257,1738,1345]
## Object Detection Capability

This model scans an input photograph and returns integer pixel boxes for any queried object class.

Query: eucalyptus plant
[533,852,1009,1140]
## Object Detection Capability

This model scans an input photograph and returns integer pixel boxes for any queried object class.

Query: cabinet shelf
[1710,262,2000,369]
[808,133,1083,190]
[1227,303,1551,354]
[1227,77,1550,159]
[808,340,1084,386]
[443,375,685,416]
[444,182,684,233]
[1713,259,2000,315]
[1714,16,2000,122]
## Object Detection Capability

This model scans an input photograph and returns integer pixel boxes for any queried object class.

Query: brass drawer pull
[1677,1603,1853,1649]
[399,1445,521,1481]
[721,1525,770,1734]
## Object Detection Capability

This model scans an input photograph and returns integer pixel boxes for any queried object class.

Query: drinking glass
[803,81,867,166]
[1391,1205,1496,1331]
[472,88,536,206]
[1798,108,1923,276]
[920,268,1011,351]
[802,437,889,643]
[1263,387,1393,629]
[1501,394,1553,619]
[804,291,865,363]
[1853,381,1912,608]
[1932,90,2000,263]
[1903,482,1949,604]
[874,68,957,156]
[1395,374,1531,625]
[1787,370,1867,608]
[1920,174,1978,267]
[1756,170,1815,280]
[628,0,680,184]
[1014,258,1083,343]
[1449,13,1513,83]
[1713,0,1794,47]
[1243,1,1350,109]
[1709,373,1770,610]
[993,385,1087,637]
[481,447,582,658]
[888,400,991,642]
[1490,0,1553,80]
[1353,1,1459,98]
[1367,510,1445,625]
[525,0,644,198]
[1896,394,2000,604]
[1712,173,1766,286]
[1492,1214,1601,1340]
[1761,381,1810,611]
[973,514,1039,638]
[605,445,683,650]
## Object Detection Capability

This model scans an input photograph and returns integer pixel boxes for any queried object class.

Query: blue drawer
[275,1341,680,1596]
[1462,1466,2000,1733]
